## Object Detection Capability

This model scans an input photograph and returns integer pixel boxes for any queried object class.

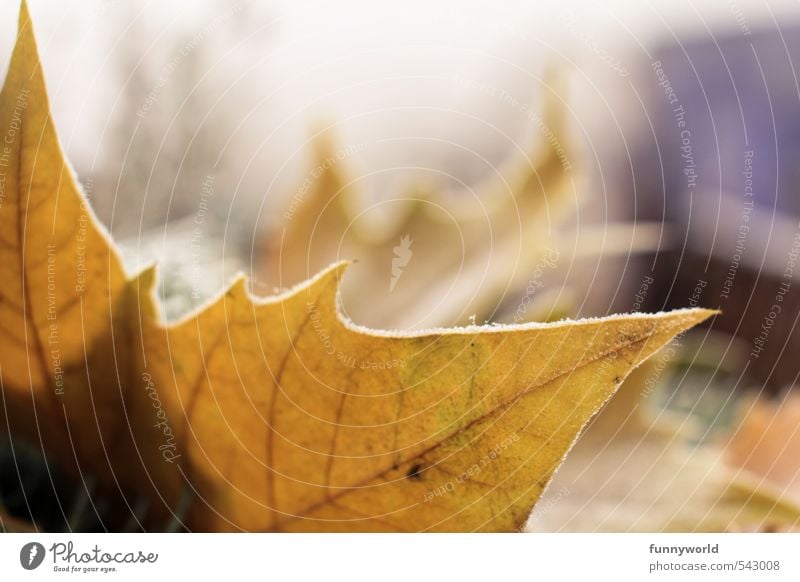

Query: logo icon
[20,542,46,570]
[390,234,413,291]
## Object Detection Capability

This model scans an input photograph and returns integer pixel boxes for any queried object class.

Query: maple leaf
[0,1,712,532]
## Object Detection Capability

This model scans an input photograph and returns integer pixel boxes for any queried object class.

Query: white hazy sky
[3,0,798,139]
[1,0,799,215]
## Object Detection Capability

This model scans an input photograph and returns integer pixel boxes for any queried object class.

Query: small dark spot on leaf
[406,463,423,480]
[613,376,621,384]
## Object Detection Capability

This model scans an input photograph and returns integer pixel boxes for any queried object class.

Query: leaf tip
[311,259,350,289]
[17,0,33,39]
[285,260,352,290]
[226,273,249,299]
[687,307,719,324]
[133,263,158,292]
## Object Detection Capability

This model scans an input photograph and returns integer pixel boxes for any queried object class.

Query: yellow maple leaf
[0,1,712,532]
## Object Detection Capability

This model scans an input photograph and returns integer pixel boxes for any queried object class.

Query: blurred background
[2,0,800,532]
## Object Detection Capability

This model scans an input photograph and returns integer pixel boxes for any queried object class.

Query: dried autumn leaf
[0,1,712,532]
[262,74,575,330]
[147,267,712,531]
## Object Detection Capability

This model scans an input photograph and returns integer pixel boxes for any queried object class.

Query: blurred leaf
[727,392,800,504]
[263,75,575,329]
